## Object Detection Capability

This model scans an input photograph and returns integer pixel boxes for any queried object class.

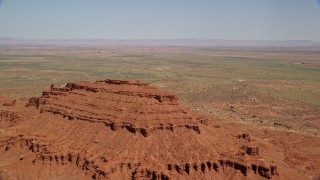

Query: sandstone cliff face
[26,79,204,137]
[1,80,279,179]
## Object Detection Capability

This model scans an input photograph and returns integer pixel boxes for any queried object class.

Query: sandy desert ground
[0,45,319,179]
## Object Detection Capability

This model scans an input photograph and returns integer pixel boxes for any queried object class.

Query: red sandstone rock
[2,100,16,106]
[0,79,280,179]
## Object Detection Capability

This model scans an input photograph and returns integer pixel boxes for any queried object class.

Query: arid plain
[0,45,320,179]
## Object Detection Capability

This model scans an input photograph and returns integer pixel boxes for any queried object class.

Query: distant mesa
[1,79,279,179]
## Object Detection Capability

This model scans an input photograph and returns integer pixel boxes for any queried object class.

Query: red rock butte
[27,79,203,137]
[0,79,279,179]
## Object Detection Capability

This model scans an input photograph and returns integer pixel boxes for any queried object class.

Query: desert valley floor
[0,45,319,179]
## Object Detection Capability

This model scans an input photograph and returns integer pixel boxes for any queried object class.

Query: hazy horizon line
[1,36,320,42]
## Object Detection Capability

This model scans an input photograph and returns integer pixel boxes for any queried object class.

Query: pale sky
[0,0,319,40]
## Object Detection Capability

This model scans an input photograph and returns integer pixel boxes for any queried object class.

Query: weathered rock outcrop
[0,79,279,179]
[26,79,206,136]
[0,110,21,128]
[2,100,16,106]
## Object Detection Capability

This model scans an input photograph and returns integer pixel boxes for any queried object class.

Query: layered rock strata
[0,79,279,179]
